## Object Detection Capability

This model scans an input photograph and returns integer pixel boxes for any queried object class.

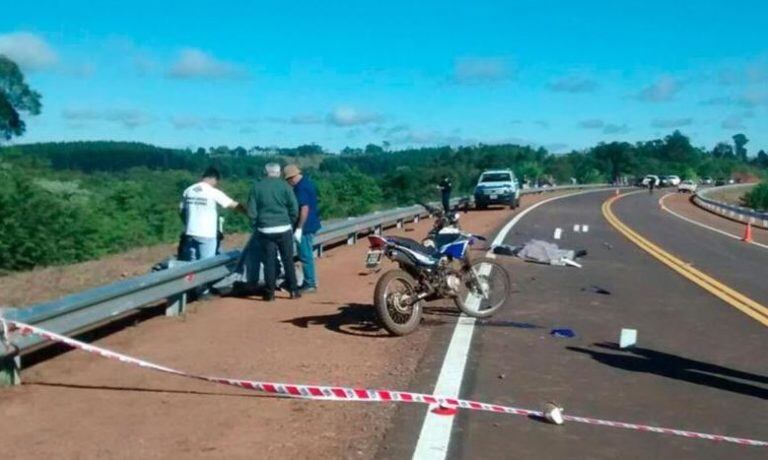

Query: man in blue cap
[283,164,322,293]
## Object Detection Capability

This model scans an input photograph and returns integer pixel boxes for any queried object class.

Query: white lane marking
[573,224,580,232]
[412,188,608,460]
[659,193,768,251]
[554,227,562,239]
[582,224,589,233]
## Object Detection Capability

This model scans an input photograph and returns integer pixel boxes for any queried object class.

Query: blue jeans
[181,236,217,261]
[298,233,317,288]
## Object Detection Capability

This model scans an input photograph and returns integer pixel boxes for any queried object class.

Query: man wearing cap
[247,163,301,301]
[284,164,322,293]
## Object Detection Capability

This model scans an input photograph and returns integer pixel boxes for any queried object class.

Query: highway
[382,190,767,459]
[2,189,766,459]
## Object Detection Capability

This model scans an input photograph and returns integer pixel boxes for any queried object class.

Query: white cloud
[167,48,246,79]
[651,118,693,129]
[603,123,629,134]
[636,76,682,102]
[62,109,152,129]
[0,32,58,71]
[719,56,768,86]
[721,115,745,130]
[578,119,605,129]
[170,115,257,130]
[289,114,324,125]
[326,106,382,127]
[453,57,515,85]
[548,75,598,93]
[578,119,629,134]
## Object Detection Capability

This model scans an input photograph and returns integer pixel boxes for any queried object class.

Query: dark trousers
[258,230,298,294]
[441,192,451,213]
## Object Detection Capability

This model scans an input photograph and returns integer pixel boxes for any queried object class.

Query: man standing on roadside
[283,164,322,293]
[180,167,243,261]
[248,163,301,301]
[438,176,452,213]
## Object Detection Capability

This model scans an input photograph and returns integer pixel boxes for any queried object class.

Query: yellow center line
[603,193,768,327]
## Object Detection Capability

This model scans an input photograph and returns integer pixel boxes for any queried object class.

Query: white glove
[293,228,303,243]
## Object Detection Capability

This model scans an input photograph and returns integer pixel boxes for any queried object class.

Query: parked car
[677,180,697,193]
[714,178,726,186]
[701,177,713,185]
[640,175,660,187]
[666,175,681,186]
[474,169,520,209]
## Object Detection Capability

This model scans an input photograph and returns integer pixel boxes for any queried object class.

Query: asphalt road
[381,190,767,459]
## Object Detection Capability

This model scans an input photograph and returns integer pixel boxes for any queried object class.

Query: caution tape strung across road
[1,318,766,447]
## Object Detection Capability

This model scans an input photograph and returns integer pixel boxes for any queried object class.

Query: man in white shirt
[180,167,243,261]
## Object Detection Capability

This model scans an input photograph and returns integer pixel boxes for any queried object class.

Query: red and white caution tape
[1,318,766,447]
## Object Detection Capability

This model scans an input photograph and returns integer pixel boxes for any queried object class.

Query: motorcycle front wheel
[454,259,510,318]
[374,269,424,336]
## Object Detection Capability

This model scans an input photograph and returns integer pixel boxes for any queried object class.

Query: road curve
[381,189,767,460]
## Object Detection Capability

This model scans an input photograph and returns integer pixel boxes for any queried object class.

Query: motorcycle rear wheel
[454,259,510,318]
[374,269,424,336]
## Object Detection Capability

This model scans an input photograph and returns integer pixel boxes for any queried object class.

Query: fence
[693,183,768,230]
[0,184,607,385]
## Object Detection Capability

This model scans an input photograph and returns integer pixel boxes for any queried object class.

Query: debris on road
[550,328,575,338]
[583,285,611,295]
[619,328,638,348]
[543,402,565,425]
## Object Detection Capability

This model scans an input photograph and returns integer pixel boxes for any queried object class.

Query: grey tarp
[513,239,576,266]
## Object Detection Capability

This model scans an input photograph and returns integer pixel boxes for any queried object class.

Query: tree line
[1,132,766,273]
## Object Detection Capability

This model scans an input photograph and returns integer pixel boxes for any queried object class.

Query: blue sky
[2,1,767,153]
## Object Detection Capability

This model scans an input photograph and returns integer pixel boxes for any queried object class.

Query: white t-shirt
[180,182,235,238]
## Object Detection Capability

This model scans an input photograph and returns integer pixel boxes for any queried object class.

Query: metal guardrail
[0,184,608,384]
[693,183,768,230]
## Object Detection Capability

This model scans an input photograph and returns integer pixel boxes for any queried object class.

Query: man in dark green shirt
[247,163,300,301]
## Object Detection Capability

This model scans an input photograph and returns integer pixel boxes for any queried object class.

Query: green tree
[711,142,734,159]
[733,133,749,161]
[0,56,42,141]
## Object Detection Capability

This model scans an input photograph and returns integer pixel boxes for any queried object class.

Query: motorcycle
[418,202,462,249]
[365,228,510,336]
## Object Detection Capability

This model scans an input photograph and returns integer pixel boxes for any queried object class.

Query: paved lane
[614,191,768,311]
[437,190,766,459]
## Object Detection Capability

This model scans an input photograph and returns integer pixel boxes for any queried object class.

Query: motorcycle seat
[387,236,440,258]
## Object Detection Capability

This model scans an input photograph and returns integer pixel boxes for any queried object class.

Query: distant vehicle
[640,175,660,187]
[714,178,726,186]
[658,176,670,187]
[666,175,681,186]
[474,169,520,209]
[678,180,697,193]
[701,177,713,185]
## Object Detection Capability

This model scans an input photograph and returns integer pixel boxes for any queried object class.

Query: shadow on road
[284,304,459,337]
[568,342,768,399]
[284,303,385,337]
[24,381,284,400]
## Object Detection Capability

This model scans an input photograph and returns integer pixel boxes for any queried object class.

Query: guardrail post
[347,233,357,245]
[165,292,187,317]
